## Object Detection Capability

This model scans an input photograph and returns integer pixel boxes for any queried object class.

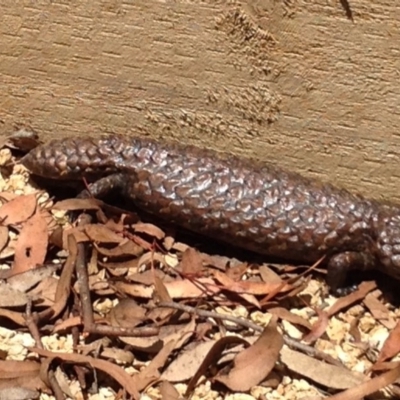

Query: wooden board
[1,0,400,201]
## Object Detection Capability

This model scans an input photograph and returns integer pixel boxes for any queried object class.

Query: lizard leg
[327,251,376,296]
[77,173,130,199]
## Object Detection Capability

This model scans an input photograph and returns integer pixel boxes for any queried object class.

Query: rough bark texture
[1,1,400,200]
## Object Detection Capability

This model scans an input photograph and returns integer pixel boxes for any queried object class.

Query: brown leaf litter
[0,145,400,400]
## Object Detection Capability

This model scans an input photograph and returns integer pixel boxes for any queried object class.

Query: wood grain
[1,0,400,200]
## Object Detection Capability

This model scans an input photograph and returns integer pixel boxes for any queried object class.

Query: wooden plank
[1,0,399,200]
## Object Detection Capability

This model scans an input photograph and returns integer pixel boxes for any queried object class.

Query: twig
[75,213,159,337]
[156,300,343,367]
[47,369,66,400]
[159,301,262,332]
[25,299,43,349]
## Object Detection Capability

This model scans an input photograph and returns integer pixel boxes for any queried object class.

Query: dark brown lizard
[21,135,400,293]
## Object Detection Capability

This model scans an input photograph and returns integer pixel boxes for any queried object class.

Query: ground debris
[0,153,399,400]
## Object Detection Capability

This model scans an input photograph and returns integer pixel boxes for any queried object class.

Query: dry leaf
[54,366,74,398]
[225,262,248,280]
[115,277,219,300]
[159,380,180,400]
[133,319,195,391]
[48,233,77,320]
[100,347,134,365]
[0,192,19,202]
[162,341,216,382]
[62,227,90,247]
[53,316,82,333]
[53,198,101,211]
[302,308,329,343]
[0,194,37,225]
[0,283,28,307]
[95,239,143,258]
[153,274,173,303]
[76,337,112,357]
[0,387,39,399]
[127,269,167,285]
[196,322,213,340]
[348,315,362,343]
[30,347,140,399]
[108,298,146,329]
[12,211,49,275]
[114,281,154,299]
[327,362,400,400]
[185,336,250,397]
[102,258,141,271]
[215,319,284,391]
[180,247,203,278]
[376,320,400,364]
[8,264,59,293]
[202,254,235,270]
[280,347,365,390]
[134,339,179,391]
[0,226,9,253]
[120,322,194,354]
[149,275,175,322]
[327,281,377,317]
[163,236,175,251]
[213,270,292,295]
[137,251,166,269]
[133,222,165,240]
[267,307,312,330]
[163,277,219,298]
[0,308,26,325]
[84,223,124,243]
[0,237,16,260]
[0,360,46,392]
[104,215,126,233]
[363,292,394,329]
[29,277,59,307]
[259,264,284,284]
